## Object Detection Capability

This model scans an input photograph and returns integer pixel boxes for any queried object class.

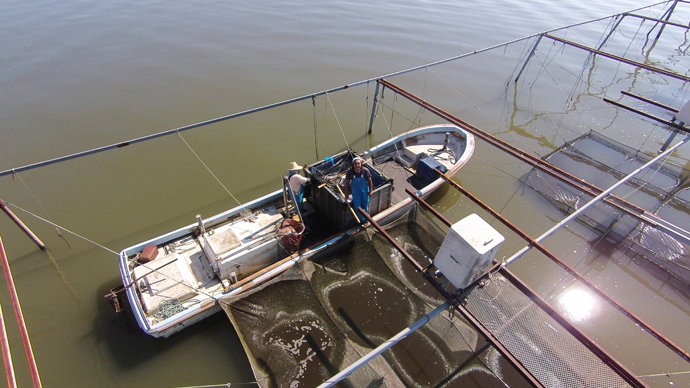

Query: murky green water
[1,0,689,387]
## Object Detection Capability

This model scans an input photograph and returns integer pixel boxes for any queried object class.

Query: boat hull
[117,124,474,337]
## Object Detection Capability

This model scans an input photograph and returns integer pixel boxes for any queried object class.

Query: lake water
[1,0,689,387]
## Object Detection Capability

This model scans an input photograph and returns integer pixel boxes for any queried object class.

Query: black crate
[306,151,393,230]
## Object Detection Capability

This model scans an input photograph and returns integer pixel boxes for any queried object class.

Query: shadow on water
[337,307,376,348]
[93,279,253,378]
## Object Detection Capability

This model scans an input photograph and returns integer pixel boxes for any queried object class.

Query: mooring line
[175,130,250,216]
[3,201,118,255]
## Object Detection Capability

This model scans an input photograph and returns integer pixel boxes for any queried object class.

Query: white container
[433,213,504,289]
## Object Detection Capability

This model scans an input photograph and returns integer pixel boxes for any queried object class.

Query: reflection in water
[558,288,597,323]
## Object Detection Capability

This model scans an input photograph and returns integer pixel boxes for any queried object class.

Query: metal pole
[0,3,666,179]
[545,34,690,83]
[312,95,319,160]
[603,98,690,135]
[661,131,680,152]
[357,208,545,388]
[650,0,679,44]
[505,134,690,265]
[621,90,679,112]
[0,200,45,250]
[367,82,381,134]
[0,298,16,388]
[382,79,690,243]
[317,301,451,388]
[514,34,543,82]
[0,233,42,387]
[499,267,649,388]
[596,13,626,51]
[626,11,689,31]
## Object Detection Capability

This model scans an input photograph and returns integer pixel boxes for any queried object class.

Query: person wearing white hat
[344,156,373,222]
[288,161,309,213]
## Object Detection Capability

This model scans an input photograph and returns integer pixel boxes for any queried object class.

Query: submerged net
[220,207,525,388]
[521,131,690,284]
[220,204,646,387]
[464,271,633,388]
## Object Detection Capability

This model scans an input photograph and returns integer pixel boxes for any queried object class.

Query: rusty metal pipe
[358,207,545,388]
[604,98,689,134]
[407,179,690,364]
[0,234,42,387]
[624,12,690,30]
[500,267,649,388]
[620,90,679,112]
[370,196,651,386]
[544,34,690,83]
[378,79,653,222]
[0,298,16,388]
[0,200,45,250]
[380,79,690,245]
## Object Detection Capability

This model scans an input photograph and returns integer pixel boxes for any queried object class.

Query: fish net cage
[521,131,690,285]
[220,206,530,388]
[220,204,638,387]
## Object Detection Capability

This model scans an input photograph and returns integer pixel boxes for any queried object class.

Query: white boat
[114,124,475,337]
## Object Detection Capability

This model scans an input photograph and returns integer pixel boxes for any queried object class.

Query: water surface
[0,1,688,387]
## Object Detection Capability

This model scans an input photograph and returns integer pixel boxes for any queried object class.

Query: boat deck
[373,156,428,204]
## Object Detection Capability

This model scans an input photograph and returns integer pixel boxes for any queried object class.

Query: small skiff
[114,124,474,337]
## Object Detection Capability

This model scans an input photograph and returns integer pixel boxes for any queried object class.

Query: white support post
[317,301,450,388]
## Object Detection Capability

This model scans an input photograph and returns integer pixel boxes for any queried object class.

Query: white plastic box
[433,213,504,289]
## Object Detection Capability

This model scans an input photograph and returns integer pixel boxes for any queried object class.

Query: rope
[12,170,53,227]
[427,66,547,159]
[639,370,690,378]
[153,298,188,321]
[174,382,260,388]
[4,201,118,255]
[377,101,420,127]
[389,93,396,132]
[325,92,350,149]
[12,170,70,246]
[410,315,456,386]
[532,51,595,136]
[176,130,251,217]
